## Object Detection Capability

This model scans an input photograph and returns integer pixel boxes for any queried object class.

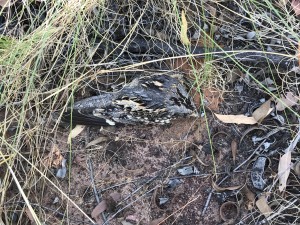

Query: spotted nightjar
[62,74,198,126]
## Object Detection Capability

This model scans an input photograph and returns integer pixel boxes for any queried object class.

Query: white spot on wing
[93,108,105,117]
[94,108,105,113]
[152,81,163,87]
[115,99,145,111]
[105,119,115,126]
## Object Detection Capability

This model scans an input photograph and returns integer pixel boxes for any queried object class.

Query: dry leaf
[241,186,255,210]
[91,201,107,219]
[242,186,255,202]
[68,125,85,143]
[278,129,300,191]
[226,68,243,83]
[25,207,35,223]
[276,92,299,111]
[256,195,273,217]
[212,180,243,192]
[190,88,201,108]
[121,221,134,225]
[298,40,300,66]
[292,0,300,16]
[90,192,121,223]
[102,192,121,213]
[180,10,190,45]
[149,216,165,225]
[207,5,217,17]
[43,144,64,168]
[252,99,273,123]
[214,113,257,125]
[276,0,285,6]
[203,88,222,111]
[0,0,10,7]
[86,137,108,148]
[231,139,238,163]
[278,0,289,7]
[278,151,292,192]
[128,167,144,176]
[110,191,121,202]
[125,214,138,223]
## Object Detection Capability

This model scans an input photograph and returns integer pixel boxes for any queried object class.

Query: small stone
[192,30,201,39]
[53,197,59,204]
[159,197,169,205]
[246,31,256,40]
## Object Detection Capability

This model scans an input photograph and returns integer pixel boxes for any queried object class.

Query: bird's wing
[62,94,123,126]
[62,107,121,126]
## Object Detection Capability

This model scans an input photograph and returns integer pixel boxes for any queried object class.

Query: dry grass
[0,0,300,224]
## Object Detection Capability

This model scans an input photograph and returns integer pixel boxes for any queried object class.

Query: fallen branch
[97,37,298,71]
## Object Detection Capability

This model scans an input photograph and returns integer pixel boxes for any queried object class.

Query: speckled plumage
[63,74,198,126]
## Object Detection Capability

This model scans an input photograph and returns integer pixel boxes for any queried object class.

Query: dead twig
[87,157,108,224]
[97,37,299,71]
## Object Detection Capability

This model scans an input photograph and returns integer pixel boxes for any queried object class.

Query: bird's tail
[61,109,119,126]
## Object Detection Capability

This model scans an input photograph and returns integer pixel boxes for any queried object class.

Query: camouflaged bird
[63,74,198,126]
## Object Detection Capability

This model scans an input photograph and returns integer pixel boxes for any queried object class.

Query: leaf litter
[275,92,299,111]
[215,99,273,124]
[68,125,85,143]
[255,194,273,217]
[278,127,300,192]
